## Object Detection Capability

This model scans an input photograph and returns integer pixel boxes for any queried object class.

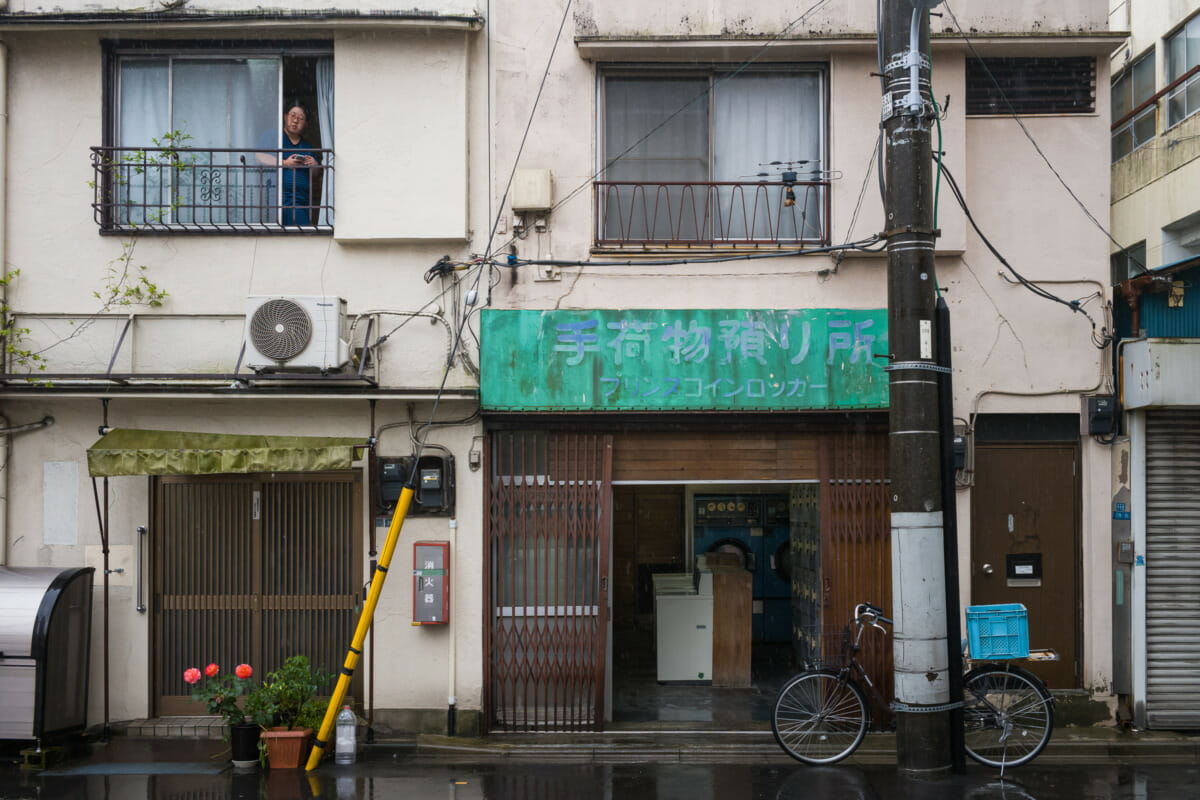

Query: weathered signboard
[480,308,888,412]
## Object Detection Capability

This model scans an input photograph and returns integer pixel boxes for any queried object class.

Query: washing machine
[693,494,765,639]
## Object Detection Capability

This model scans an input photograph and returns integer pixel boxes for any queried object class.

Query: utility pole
[882,0,952,774]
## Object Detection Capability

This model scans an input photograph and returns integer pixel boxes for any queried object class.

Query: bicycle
[771,602,1055,770]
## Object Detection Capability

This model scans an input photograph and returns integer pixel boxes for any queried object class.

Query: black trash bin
[0,567,95,742]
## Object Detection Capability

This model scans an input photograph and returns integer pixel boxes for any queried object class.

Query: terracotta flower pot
[229,723,261,767]
[261,727,312,769]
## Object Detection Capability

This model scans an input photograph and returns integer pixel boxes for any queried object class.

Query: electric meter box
[413,541,450,625]
[374,454,456,520]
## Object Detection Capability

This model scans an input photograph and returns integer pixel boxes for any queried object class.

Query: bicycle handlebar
[855,602,893,627]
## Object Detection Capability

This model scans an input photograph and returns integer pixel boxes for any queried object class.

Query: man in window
[257,101,322,226]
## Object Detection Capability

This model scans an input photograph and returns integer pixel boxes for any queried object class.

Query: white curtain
[603,77,707,241]
[317,57,335,227]
[713,72,823,241]
[118,57,278,225]
[117,60,169,225]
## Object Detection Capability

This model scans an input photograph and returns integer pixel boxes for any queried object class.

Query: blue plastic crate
[965,603,1029,659]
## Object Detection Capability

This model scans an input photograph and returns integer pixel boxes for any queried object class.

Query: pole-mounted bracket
[881,225,941,239]
[883,361,952,373]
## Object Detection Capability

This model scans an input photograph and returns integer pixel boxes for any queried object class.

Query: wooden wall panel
[612,431,819,482]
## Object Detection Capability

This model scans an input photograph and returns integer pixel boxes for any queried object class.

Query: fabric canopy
[87,428,367,477]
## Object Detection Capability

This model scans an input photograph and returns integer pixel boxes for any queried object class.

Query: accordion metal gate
[485,432,613,731]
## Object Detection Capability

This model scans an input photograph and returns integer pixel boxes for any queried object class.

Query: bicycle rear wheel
[962,665,1053,768]
[771,669,869,764]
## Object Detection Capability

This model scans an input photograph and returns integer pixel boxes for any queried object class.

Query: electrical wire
[937,158,1111,349]
[482,0,573,262]
[943,1,1140,271]
[490,0,843,256]
[498,236,885,270]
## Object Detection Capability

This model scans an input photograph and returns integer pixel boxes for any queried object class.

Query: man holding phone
[256,101,322,226]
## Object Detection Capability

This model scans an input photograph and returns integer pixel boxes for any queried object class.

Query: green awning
[87,428,367,477]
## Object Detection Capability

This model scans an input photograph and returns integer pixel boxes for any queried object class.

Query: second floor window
[100,45,334,232]
[597,67,828,247]
[1112,52,1156,161]
[1167,15,1200,127]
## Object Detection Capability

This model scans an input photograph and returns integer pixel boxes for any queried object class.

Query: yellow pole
[306,485,414,770]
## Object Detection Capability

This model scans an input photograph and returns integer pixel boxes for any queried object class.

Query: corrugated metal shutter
[1145,410,1200,728]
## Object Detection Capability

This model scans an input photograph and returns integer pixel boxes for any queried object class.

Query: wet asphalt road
[1,739,1199,800]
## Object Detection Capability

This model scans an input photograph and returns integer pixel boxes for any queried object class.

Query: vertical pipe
[0,42,9,567]
[447,516,457,736]
[936,297,965,771]
[1130,410,1147,727]
[102,401,111,741]
[367,400,377,743]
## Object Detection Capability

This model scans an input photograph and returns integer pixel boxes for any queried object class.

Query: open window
[98,42,334,232]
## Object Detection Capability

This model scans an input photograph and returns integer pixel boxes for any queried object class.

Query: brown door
[152,472,363,715]
[485,431,613,731]
[971,444,1079,688]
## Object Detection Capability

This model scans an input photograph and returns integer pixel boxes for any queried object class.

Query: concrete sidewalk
[403,726,1200,765]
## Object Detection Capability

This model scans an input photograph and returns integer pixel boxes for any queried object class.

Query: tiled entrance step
[121,717,227,739]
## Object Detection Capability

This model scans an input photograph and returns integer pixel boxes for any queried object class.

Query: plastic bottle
[334,705,356,765]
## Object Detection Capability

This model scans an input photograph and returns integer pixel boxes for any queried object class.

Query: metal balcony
[593,180,829,248]
[91,146,334,234]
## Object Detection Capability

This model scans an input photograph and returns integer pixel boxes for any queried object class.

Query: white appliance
[653,570,714,683]
[243,295,350,371]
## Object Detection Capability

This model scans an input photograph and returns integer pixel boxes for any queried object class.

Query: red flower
[205,663,220,678]
[183,667,202,685]
[235,663,253,679]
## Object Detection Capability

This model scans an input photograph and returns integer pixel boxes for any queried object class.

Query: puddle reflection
[2,761,1195,800]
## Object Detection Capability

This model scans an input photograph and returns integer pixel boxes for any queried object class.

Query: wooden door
[971,444,1079,688]
[152,472,362,715]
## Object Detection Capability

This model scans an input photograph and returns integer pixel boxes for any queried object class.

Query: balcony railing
[594,180,829,248]
[91,146,334,233]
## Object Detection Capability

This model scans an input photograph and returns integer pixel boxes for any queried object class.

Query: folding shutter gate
[153,473,361,715]
[485,432,613,731]
[1144,410,1200,728]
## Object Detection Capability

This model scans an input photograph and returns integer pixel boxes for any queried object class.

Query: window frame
[597,63,829,187]
[1166,14,1200,129]
[100,39,334,235]
[594,63,830,249]
[1111,50,1158,162]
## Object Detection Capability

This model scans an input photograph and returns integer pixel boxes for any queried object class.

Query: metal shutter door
[1145,410,1200,728]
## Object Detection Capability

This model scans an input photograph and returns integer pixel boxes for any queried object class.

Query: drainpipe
[0,41,8,567]
[447,516,457,736]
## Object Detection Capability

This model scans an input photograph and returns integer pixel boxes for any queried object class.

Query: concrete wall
[1109,1,1200,270]
[0,0,1122,730]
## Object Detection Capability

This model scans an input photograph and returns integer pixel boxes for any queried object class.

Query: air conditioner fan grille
[249,299,312,361]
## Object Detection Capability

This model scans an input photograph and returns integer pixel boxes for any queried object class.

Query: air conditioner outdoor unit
[244,295,351,371]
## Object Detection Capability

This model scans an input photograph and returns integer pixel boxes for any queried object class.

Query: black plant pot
[230,723,261,767]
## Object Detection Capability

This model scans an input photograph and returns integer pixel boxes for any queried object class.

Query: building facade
[0,0,1120,737]
[1109,0,1200,730]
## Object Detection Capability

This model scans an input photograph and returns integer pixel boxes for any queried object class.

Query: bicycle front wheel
[962,666,1053,768]
[771,669,869,764]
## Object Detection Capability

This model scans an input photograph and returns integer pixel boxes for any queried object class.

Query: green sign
[480,308,888,412]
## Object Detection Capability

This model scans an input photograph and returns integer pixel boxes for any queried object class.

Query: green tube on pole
[306,485,414,771]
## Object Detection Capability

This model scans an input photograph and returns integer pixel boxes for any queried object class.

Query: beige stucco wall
[1,397,483,724]
[2,28,486,388]
[488,0,1115,693]
[0,0,1121,729]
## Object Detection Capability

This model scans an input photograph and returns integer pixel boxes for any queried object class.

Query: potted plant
[256,655,330,769]
[184,662,268,767]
